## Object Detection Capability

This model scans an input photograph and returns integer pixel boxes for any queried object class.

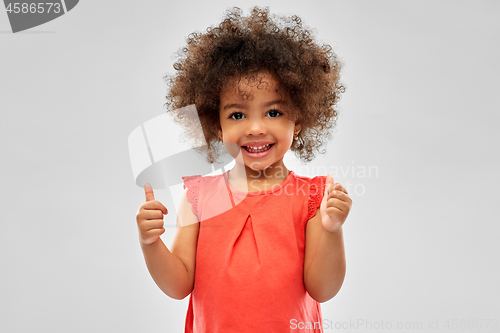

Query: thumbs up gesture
[136,183,169,245]
[320,175,352,233]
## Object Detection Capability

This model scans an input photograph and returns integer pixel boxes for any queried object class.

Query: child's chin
[244,161,272,171]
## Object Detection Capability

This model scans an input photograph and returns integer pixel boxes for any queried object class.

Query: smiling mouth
[243,144,274,153]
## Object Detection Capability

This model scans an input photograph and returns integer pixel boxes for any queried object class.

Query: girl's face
[218,72,301,172]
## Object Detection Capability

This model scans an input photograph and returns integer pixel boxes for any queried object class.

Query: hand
[136,183,168,245]
[320,175,352,233]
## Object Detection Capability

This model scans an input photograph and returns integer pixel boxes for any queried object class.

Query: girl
[136,7,352,333]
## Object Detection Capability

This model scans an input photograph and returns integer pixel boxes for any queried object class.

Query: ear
[294,122,301,134]
[217,128,223,141]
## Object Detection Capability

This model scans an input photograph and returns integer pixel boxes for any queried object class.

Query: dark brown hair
[164,6,345,163]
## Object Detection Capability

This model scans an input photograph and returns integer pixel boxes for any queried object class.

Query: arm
[304,213,346,303]
[138,188,199,300]
[303,175,352,303]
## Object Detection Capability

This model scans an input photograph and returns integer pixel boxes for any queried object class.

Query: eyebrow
[222,99,284,111]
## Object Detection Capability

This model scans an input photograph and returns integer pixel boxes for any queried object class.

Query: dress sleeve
[182,175,202,217]
[307,176,327,220]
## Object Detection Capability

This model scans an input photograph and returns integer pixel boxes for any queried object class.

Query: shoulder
[182,172,225,188]
[287,172,327,220]
[290,171,327,182]
[181,173,227,218]
[289,172,327,195]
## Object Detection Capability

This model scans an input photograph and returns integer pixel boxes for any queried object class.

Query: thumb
[324,174,334,198]
[144,183,155,202]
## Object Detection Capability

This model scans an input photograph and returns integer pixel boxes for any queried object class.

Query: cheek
[281,125,295,142]
[219,124,238,143]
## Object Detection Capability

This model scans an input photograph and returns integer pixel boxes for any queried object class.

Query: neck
[228,160,290,192]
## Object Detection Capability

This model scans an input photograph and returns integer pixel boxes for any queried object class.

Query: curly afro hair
[164,6,345,163]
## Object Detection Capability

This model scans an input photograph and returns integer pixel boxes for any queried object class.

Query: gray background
[1,0,499,332]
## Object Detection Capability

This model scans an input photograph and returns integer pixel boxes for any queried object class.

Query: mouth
[242,143,275,153]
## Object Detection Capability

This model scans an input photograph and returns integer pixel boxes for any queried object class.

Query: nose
[245,116,267,137]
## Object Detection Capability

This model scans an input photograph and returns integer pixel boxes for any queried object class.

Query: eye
[267,109,282,118]
[228,112,245,120]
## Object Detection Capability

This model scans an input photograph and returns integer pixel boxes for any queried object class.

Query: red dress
[182,170,327,333]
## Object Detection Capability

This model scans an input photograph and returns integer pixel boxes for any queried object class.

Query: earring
[294,132,299,141]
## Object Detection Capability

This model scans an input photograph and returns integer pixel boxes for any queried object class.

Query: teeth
[245,144,271,153]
